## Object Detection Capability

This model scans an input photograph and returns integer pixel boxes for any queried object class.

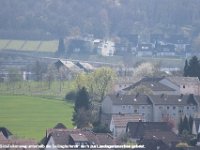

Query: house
[109,114,144,137]
[123,76,200,95]
[43,128,116,150]
[123,77,178,95]
[155,44,176,57]
[54,59,82,80]
[135,139,170,150]
[0,127,12,139]
[55,59,82,72]
[101,93,200,124]
[76,62,94,72]
[161,76,200,95]
[97,40,115,56]
[166,34,190,52]
[126,121,180,147]
[101,94,153,122]
[150,94,199,124]
[137,43,153,57]
[0,127,38,150]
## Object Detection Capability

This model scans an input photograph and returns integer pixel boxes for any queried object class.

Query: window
[122,105,125,109]
[142,106,145,109]
[183,85,185,88]
[167,106,170,110]
[187,106,189,110]
[134,109,138,113]
[129,105,131,109]
[173,106,176,110]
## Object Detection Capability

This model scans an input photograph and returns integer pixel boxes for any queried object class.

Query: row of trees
[178,115,193,135]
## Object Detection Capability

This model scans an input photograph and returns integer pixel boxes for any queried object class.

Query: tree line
[1,0,200,39]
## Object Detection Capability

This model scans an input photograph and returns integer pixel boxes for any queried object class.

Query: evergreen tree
[183,59,189,77]
[178,117,183,134]
[189,115,193,134]
[74,87,90,112]
[183,115,190,132]
[56,38,65,57]
[187,56,200,78]
[72,87,91,128]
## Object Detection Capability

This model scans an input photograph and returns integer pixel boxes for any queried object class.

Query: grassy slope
[0,95,73,140]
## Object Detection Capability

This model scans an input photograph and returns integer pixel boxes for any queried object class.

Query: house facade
[102,94,200,125]
[102,94,153,122]
[98,40,115,56]
[109,114,144,137]
[150,94,199,125]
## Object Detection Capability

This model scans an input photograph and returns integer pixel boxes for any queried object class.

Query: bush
[65,90,77,101]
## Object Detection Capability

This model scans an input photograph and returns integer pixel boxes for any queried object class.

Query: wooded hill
[1,0,200,39]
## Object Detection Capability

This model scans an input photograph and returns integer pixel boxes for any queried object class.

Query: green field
[6,40,26,50]
[0,39,10,49]
[0,39,58,52]
[0,95,73,140]
[38,40,58,52]
[0,81,76,100]
[21,41,41,51]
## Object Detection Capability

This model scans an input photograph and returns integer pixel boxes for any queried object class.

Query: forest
[1,0,200,39]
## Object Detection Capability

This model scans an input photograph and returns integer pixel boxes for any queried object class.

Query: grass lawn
[0,95,73,141]
[0,80,76,100]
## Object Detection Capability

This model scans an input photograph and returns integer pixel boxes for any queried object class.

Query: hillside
[0,0,200,39]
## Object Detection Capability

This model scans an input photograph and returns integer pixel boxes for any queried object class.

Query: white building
[102,94,200,127]
[102,94,153,122]
[98,40,115,56]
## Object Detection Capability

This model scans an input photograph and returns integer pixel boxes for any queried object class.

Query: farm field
[6,40,25,50]
[38,40,58,52]
[0,95,73,140]
[0,39,58,52]
[0,39,10,49]
[21,41,41,51]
